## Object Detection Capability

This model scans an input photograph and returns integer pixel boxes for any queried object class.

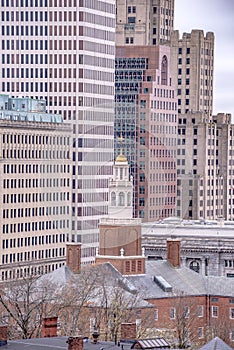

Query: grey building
[142,218,234,277]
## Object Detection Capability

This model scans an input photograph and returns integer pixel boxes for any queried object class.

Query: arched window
[189,260,200,273]
[127,192,131,206]
[161,55,168,85]
[111,192,116,206]
[119,192,125,206]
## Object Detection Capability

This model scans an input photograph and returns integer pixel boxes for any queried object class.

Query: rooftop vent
[153,275,172,292]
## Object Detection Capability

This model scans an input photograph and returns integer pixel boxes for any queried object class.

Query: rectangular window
[230,308,234,319]
[198,305,203,317]
[212,306,218,318]
[170,307,176,319]
[198,327,204,339]
[154,309,158,320]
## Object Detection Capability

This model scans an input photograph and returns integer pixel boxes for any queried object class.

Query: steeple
[109,150,133,219]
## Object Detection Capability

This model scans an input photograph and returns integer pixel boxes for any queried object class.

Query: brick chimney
[0,325,7,346]
[120,323,136,341]
[167,239,181,268]
[66,243,81,274]
[67,337,83,350]
[41,317,58,338]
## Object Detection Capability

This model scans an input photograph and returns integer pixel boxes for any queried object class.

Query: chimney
[120,323,136,341]
[67,336,84,350]
[41,317,58,338]
[0,325,7,346]
[66,243,82,274]
[167,239,181,268]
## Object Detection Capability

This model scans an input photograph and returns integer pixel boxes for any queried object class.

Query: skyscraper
[0,0,116,263]
[115,46,177,221]
[116,0,174,46]
[177,112,234,221]
[170,30,214,117]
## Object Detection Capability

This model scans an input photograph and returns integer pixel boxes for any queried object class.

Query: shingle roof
[1,338,132,350]
[199,336,234,350]
[126,260,207,299]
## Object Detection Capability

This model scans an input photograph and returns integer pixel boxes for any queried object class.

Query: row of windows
[3,233,66,249]
[1,0,77,8]
[3,192,69,204]
[2,247,65,264]
[3,177,70,190]
[1,10,48,22]
[3,134,69,147]
[2,205,69,219]
[1,262,65,282]
[2,67,77,79]
[148,208,175,219]
[149,196,176,206]
[3,163,69,174]
[1,25,48,36]
[2,219,69,234]
[2,148,70,160]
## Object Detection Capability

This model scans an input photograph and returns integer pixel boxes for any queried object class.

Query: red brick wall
[67,337,84,350]
[95,256,146,275]
[99,224,142,257]
[66,243,81,274]
[167,239,181,267]
[0,325,7,345]
[41,317,58,338]
[120,323,136,340]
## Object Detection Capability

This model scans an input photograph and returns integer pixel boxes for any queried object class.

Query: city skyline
[175,0,234,118]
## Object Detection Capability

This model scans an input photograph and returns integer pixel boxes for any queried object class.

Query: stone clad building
[116,0,175,46]
[170,30,214,117]
[142,218,234,277]
[177,112,234,221]
[0,95,72,281]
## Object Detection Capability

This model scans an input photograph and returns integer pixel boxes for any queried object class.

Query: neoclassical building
[142,218,234,277]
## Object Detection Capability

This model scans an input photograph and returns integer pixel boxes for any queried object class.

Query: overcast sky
[174,0,234,118]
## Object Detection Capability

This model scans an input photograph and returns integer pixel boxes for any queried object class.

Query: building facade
[115,45,177,221]
[177,112,234,221]
[0,95,72,282]
[0,0,116,263]
[170,30,215,117]
[142,219,234,277]
[116,0,175,46]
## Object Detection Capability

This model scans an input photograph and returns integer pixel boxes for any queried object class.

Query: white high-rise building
[0,0,116,263]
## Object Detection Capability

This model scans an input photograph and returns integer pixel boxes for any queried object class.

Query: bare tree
[169,292,202,349]
[0,274,56,339]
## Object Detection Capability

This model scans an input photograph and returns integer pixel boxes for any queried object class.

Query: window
[198,305,204,317]
[128,17,136,23]
[198,327,204,339]
[230,331,234,341]
[170,307,176,319]
[111,192,116,206]
[184,306,190,318]
[230,308,234,319]
[212,306,218,318]
[161,55,168,85]
[119,192,125,206]
[154,309,158,320]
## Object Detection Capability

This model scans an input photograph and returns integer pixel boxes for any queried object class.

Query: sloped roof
[199,336,234,350]
[126,260,207,299]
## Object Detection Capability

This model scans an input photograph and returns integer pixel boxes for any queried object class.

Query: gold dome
[115,153,127,162]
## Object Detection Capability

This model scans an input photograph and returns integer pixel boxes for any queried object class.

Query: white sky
[174,0,234,118]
